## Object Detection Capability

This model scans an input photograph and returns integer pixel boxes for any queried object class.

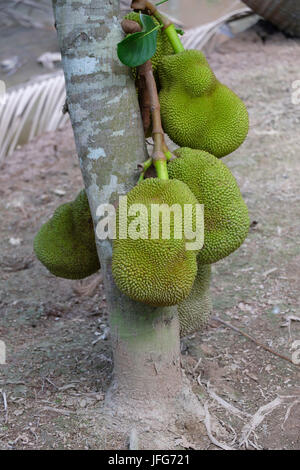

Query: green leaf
[117,13,160,68]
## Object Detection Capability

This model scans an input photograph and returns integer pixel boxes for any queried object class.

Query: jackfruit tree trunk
[53,0,190,446]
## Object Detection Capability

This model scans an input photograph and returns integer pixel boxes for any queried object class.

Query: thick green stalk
[164,24,185,53]
[145,1,185,53]
[154,157,169,180]
[164,151,173,161]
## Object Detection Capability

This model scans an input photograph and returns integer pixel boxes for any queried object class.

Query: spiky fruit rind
[34,190,100,279]
[178,264,212,337]
[112,178,202,307]
[158,50,249,158]
[168,148,250,264]
[124,12,174,80]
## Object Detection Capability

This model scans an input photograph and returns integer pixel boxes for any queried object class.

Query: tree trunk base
[101,373,208,450]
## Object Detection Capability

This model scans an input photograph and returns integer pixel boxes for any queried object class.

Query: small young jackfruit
[112,178,203,307]
[168,148,249,265]
[34,190,100,280]
[158,50,249,158]
[178,264,212,337]
[124,12,174,82]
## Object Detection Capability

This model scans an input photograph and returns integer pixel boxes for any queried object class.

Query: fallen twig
[203,402,235,451]
[239,397,283,449]
[281,399,300,430]
[281,315,300,341]
[206,381,251,421]
[45,377,59,390]
[211,316,298,367]
[192,357,202,373]
[218,417,238,447]
[128,428,139,450]
[42,406,75,416]
[262,267,277,277]
[0,389,8,423]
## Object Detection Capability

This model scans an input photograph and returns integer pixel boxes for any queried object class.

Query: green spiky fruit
[124,12,174,81]
[112,178,203,306]
[158,50,249,158]
[34,190,100,279]
[168,148,249,264]
[178,264,212,337]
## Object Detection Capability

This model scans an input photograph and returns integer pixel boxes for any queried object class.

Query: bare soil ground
[0,30,299,450]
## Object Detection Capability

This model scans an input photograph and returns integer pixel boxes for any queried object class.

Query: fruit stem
[127,3,172,180]
[164,150,173,162]
[153,133,168,180]
[164,24,185,53]
[154,158,169,180]
[131,0,185,53]
[138,60,169,180]
[143,157,153,172]
[138,172,145,183]
[138,157,153,182]
[162,140,174,161]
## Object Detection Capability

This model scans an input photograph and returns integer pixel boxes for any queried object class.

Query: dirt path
[0,30,299,449]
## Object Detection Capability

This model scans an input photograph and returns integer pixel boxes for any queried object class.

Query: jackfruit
[112,178,203,306]
[168,148,249,264]
[124,12,174,82]
[34,190,100,279]
[178,264,212,337]
[158,50,249,158]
